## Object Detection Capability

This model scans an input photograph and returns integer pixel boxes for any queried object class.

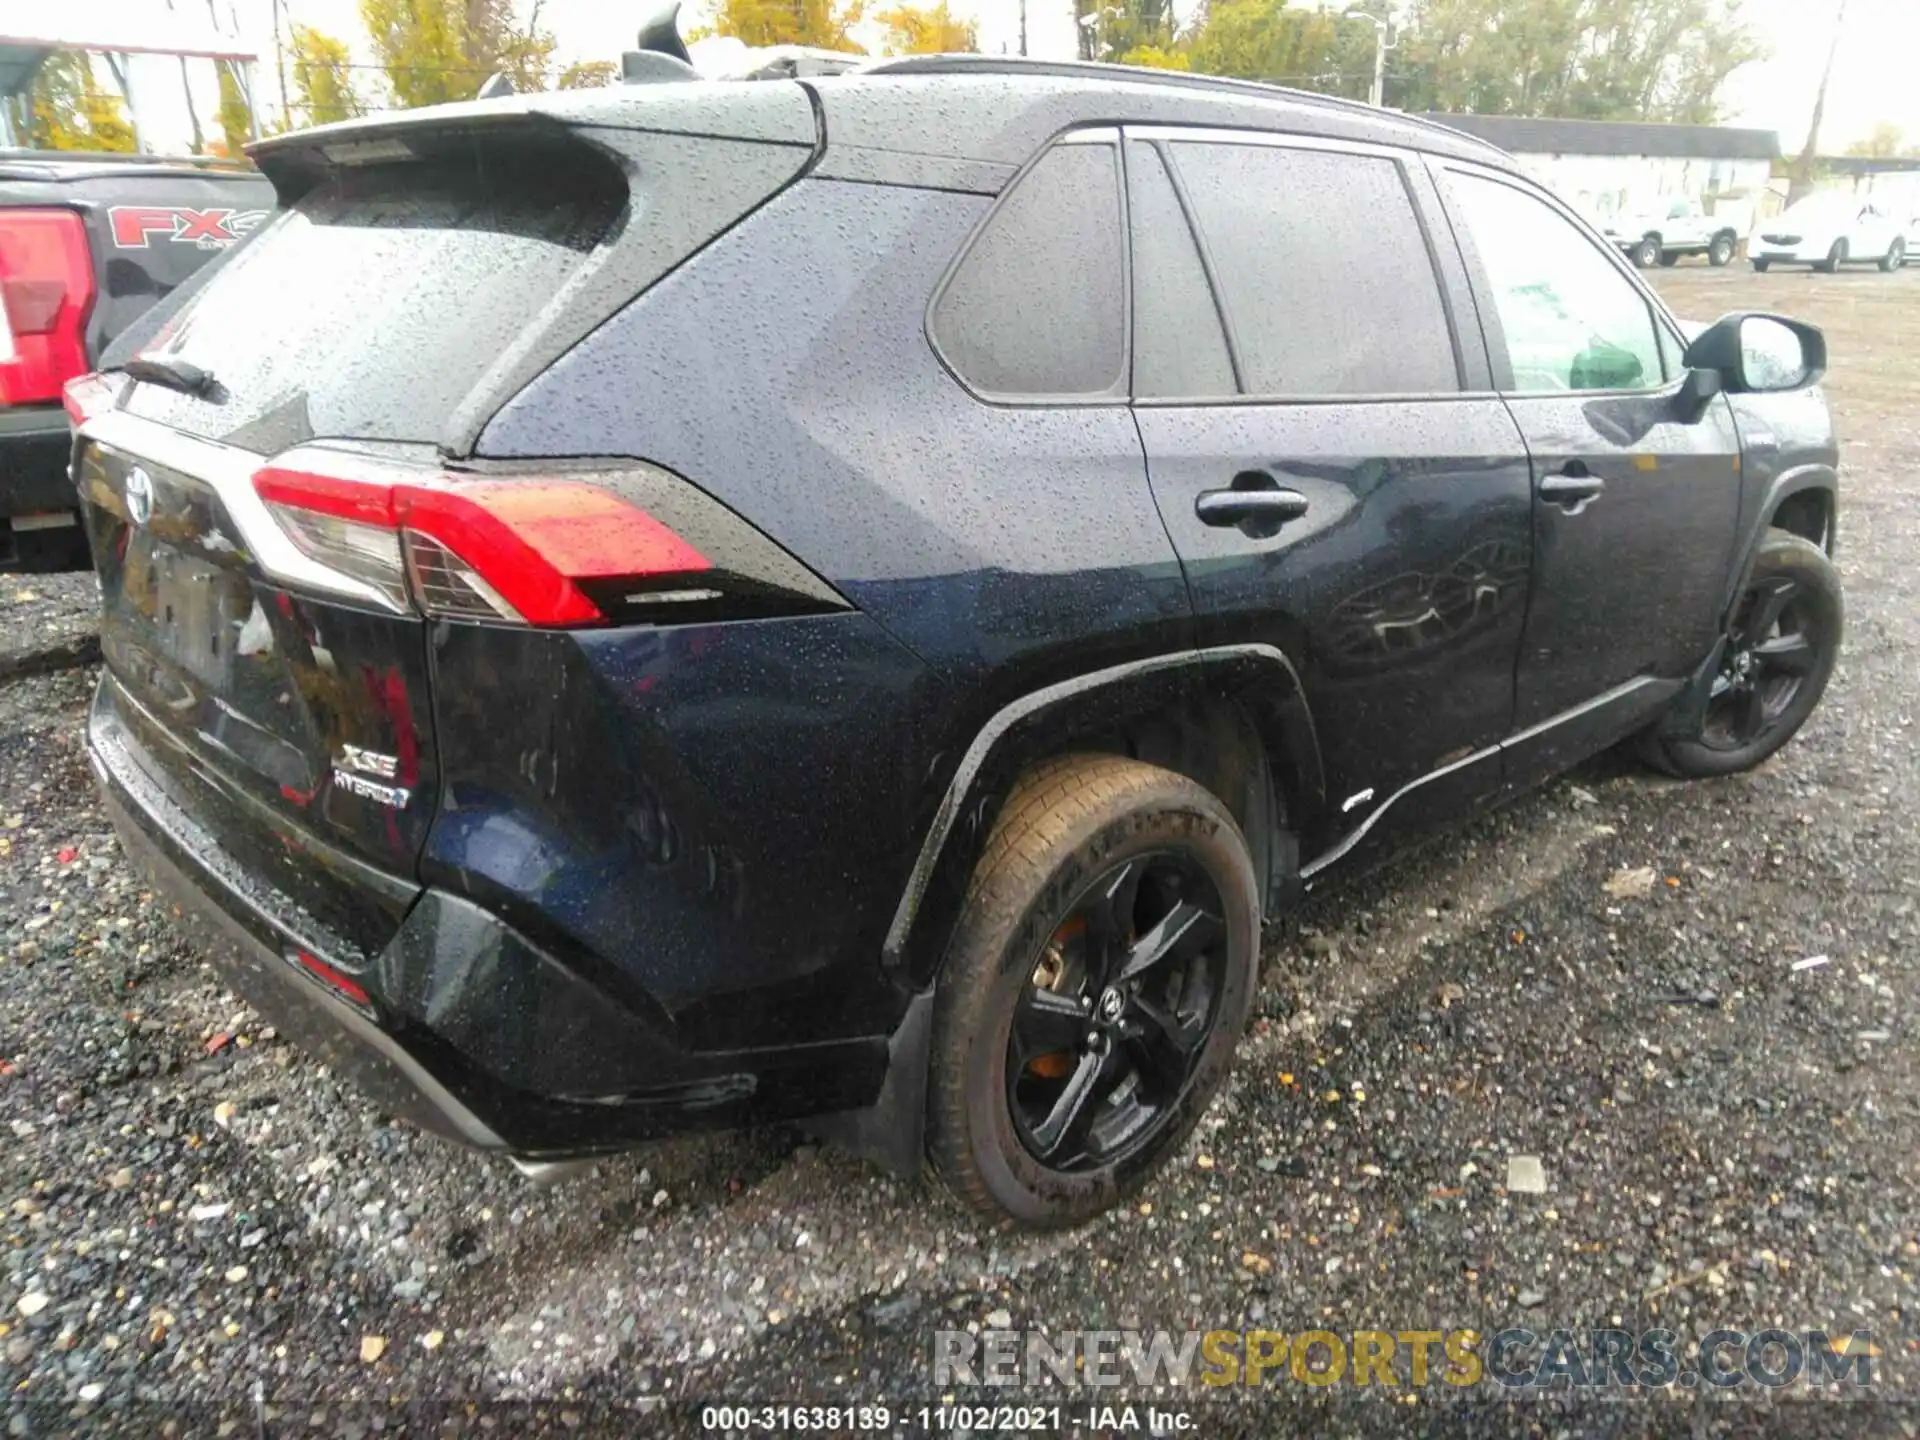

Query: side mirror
[1681,312,1827,395]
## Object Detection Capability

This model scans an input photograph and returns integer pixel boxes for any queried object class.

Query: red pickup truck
[1,151,272,570]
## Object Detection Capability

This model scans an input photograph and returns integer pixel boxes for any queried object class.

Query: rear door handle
[1195,478,1310,536]
[1538,470,1606,512]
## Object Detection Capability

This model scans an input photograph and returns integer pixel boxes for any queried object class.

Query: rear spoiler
[246,75,816,169]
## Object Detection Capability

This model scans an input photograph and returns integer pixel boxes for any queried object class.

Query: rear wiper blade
[123,353,219,399]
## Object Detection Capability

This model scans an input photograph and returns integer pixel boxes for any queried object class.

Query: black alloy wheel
[925,753,1260,1228]
[1699,575,1821,751]
[1005,851,1229,1173]
[1639,529,1842,779]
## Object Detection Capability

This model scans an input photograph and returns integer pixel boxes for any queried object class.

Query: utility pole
[1789,0,1847,206]
[272,0,292,131]
[1344,8,1391,108]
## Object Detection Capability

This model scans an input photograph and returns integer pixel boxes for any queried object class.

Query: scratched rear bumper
[89,672,890,1155]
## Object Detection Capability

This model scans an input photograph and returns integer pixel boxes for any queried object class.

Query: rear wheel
[1631,237,1661,268]
[1709,234,1736,267]
[1816,239,1848,273]
[1881,238,1906,272]
[1640,530,1842,779]
[925,754,1260,1229]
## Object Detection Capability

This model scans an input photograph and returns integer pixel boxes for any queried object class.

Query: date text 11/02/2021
[698,1406,1190,1431]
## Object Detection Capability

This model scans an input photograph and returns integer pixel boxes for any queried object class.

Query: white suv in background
[1751,194,1907,273]
[1602,197,1740,269]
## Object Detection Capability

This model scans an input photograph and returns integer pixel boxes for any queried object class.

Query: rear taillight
[252,448,802,628]
[0,209,95,407]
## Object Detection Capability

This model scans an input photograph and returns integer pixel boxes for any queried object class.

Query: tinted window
[1446,172,1665,393]
[931,141,1127,397]
[1127,142,1234,399]
[122,139,627,447]
[1168,141,1458,397]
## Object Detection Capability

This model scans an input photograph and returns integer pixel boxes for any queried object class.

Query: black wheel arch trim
[880,643,1322,984]
[1725,464,1837,620]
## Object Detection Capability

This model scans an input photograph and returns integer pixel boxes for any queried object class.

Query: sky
[65,0,1920,156]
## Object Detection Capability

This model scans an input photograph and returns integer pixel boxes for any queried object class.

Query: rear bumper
[89,675,897,1156]
[0,405,77,515]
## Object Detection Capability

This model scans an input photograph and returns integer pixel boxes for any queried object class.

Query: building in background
[1813,154,1920,233]
[1418,114,1780,236]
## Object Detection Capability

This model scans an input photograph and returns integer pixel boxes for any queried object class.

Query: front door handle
[1195,476,1311,537]
[1538,470,1606,512]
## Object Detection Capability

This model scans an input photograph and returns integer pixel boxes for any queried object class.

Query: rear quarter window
[929,139,1127,400]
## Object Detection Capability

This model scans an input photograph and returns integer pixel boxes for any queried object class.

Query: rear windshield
[121,141,624,451]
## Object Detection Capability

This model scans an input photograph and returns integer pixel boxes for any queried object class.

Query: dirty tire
[1640,529,1843,780]
[925,753,1259,1229]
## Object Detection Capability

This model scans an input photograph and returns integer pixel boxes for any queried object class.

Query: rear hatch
[75,91,820,958]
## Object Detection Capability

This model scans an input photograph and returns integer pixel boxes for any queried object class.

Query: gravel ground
[3,265,1919,1436]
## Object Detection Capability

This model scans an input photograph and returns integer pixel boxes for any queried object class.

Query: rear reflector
[253,450,710,627]
[0,209,96,406]
[293,949,372,1007]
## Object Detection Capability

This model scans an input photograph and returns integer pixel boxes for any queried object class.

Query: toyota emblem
[125,467,154,527]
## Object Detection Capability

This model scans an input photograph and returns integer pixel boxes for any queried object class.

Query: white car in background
[1601,197,1740,269]
[1750,194,1907,273]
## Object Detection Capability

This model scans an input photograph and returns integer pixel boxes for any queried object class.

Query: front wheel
[1709,234,1736,267]
[1816,239,1848,273]
[1640,529,1843,779]
[1881,238,1906,272]
[1631,237,1661,268]
[925,754,1260,1229]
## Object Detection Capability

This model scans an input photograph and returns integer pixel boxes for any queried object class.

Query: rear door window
[1126,141,1235,399]
[929,138,1127,399]
[1166,140,1460,397]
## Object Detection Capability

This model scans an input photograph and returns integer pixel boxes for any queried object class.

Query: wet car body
[72,61,1839,1172]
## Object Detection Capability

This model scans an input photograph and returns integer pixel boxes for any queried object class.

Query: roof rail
[857,55,1497,153]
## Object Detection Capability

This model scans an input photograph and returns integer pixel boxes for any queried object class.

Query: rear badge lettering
[338,744,399,778]
[334,746,407,807]
[331,768,411,809]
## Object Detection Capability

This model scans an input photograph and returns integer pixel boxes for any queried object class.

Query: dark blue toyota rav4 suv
[68,56,1843,1229]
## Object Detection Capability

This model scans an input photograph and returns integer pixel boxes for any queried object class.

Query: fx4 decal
[109,206,270,250]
